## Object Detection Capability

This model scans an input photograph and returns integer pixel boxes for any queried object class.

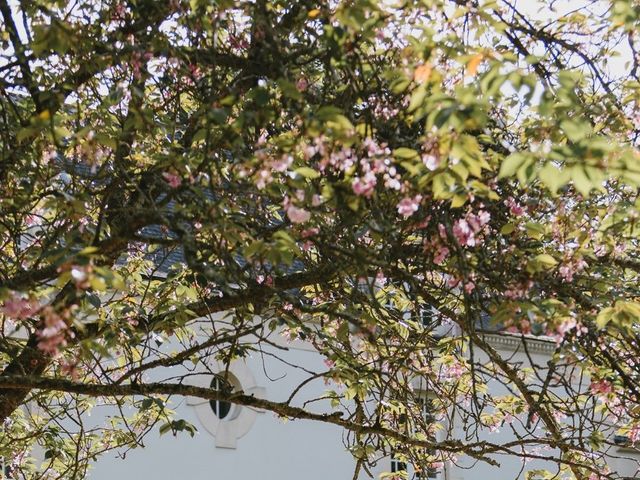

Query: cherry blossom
[1,292,38,320]
[36,307,72,356]
[397,195,422,218]
[296,77,308,92]
[286,205,311,224]
[162,171,182,188]
[352,172,377,197]
[590,379,613,397]
[422,153,440,171]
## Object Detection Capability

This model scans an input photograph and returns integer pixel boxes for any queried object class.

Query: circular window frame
[208,373,240,421]
[186,361,265,449]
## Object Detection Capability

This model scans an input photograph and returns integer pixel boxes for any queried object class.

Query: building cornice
[481,332,557,355]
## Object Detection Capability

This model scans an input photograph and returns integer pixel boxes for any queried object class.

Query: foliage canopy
[1,0,640,478]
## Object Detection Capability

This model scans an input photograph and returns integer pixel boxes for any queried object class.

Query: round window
[209,375,234,420]
[186,360,266,448]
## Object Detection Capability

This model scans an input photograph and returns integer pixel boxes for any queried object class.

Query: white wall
[87,332,640,480]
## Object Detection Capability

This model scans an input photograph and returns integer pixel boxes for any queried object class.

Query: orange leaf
[466,53,484,77]
[414,63,432,83]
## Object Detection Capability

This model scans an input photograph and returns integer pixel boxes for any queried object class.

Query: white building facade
[87,326,640,480]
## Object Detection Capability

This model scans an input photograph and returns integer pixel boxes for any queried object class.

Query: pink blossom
[593,244,607,257]
[504,280,533,300]
[467,210,490,231]
[272,154,293,172]
[286,205,311,224]
[433,245,449,265]
[438,223,447,240]
[590,379,613,396]
[60,360,80,380]
[162,171,182,188]
[558,258,587,282]
[505,197,525,216]
[296,77,308,92]
[558,265,573,282]
[397,195,422,218]
[375,271,387,286]
[452,219,476,246]
[37,307,71,356]
[446,276,461,289]
[557,317,577,337]
[304,144,319,160]
[443,362,465,379]
[255,169,272,189]
[301,227,319,238]
[42,148,57,164]
[256,274,274,286]
[188,63,202,80]
[1,292,37,320]
[352,172,377,197]
[422,154,440,171]
[383,174,401,190]
[451,210,490,247]
[464,281,475,294]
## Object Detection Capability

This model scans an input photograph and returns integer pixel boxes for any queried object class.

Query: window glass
[209,375,233,419]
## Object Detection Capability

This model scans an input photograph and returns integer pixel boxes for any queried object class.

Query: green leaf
[407,84,427,113]
[560,119,592,142]
[538,163,569,194]
[393,148,419,160]
[525,222,545,239]
[571,166,592,196]
[277,79,303,100]
[596,307,615,329]
[294,167,320,179]
[451,194,467,208]
[500,223,516,235]
[535,254,558,268]
[245,240,265,258]
[191,128,208,143]
[499,153,527,179]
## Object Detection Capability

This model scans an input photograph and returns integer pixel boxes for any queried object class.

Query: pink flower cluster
[37,307,73,356]
[422,153,440,171]
[283,196,311,224]
[397,194,422,218]
[367,94,399,121]
[439,361,465,381]
[558,257,588,282]
[349,138,402,197]
[1,292,38,320]
[449,210,491,247]
[546,317,587,344]
[254,151,294,189]
[130,50,153,79]
[162,171,182,188]
[505,196,525,216]
[590,379,613,397]
[352,171,377,197]
[433,245,450,265]
[503,280,533,300]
